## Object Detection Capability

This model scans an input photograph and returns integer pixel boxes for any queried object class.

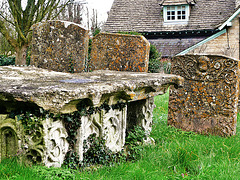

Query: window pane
[165,5,188,21]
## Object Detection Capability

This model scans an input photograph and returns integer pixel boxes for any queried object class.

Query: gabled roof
[103,0,237,33]
[159,0,196,5]
[149,37,205,57]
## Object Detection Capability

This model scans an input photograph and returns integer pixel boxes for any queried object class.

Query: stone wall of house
[168,55,239,136]
[90,33,150,72]
[31,20,89,73]
[188,15,240,60]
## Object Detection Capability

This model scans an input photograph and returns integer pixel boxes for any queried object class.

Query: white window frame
[163,5,189,23]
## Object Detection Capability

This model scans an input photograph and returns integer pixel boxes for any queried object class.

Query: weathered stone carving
[76,113,101,161]
[31,20,89,73]
[90,33,150,72]
[0,114,69,167]
[76,107,127,160]
[168,55,239,136]
[43,118,69,167]
[102,108,127,151]
[0,66,183,166]
[127,98,155,142]
[0,115,21,161]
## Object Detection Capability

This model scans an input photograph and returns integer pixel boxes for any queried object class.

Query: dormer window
[163,5,190,23]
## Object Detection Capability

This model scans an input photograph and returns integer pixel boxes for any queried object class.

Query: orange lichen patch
[129,92,136,99]
[168,55,239,136]
[89,33,150,72]
[46,47,52,53]
[31,20,89,73]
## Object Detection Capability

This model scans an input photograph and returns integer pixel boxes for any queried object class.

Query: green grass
[1,92,240,179]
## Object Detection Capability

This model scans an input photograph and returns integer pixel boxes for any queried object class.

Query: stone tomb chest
[0,66,183,167]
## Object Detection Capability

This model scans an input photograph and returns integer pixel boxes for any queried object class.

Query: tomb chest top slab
[0,66,183,113]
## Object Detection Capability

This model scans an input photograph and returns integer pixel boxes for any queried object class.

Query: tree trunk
[15,45,27,65]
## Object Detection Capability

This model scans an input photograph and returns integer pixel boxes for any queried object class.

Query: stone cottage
[103,0,240,59]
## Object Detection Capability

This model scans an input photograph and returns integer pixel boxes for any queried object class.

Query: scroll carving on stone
[43,118,69,167]
[141,98,156,136]
[168,55,239,136]
[25,123,44,164]
[76,112,101,161]
[102,108,127,152]
[127,98,155,142]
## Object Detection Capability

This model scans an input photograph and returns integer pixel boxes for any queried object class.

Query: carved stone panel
[76,106,127,161]
[0,115,21,161]
[43,118,69,167]
[168,55,239,136]
[102,108,127,152]
[127,98,156,140]
[76,112,102,161]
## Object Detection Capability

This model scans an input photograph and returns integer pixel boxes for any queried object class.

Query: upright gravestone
[90,33,150,72]
[31,20,89,73]
[168,55,239,136]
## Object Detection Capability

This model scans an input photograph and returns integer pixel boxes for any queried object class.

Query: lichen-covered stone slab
[168,55,239,136]
[90,33,150,72]
[31,20,89,73]
[0,66,183,113]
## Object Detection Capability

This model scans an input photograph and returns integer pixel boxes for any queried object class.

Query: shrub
[125,126,147,161]
[148,44,171,74]
[0,55,15,66]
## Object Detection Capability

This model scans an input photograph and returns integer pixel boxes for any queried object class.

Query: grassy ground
[1,92,240,179]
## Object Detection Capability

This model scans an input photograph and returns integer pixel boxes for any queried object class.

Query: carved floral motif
[103,108,127,152]
[43,118,69,167]
[168,55,239,136]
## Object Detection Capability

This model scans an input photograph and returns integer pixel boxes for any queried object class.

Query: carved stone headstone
[168,55,239,136]
[31,20,89,73]
[90,33,150,72]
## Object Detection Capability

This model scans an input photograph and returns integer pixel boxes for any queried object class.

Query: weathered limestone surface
[31,20,89,73]
[90,33,150,72]
[0,66,183,113]
[76,107,127,161]
[0,66,183,166]
[0,115,21,161]
[43,119,69,167]
[168,55,239,136]
[0,114,68,167]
